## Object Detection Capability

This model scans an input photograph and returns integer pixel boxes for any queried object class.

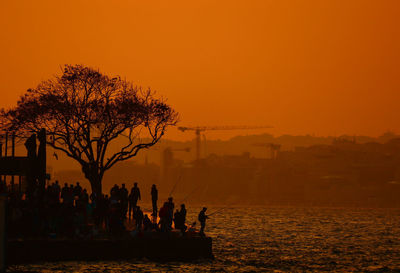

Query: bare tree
[1,65,178,195]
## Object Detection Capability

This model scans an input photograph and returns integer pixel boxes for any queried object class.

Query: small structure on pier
[0,130,48,270]
[0,129,47,196]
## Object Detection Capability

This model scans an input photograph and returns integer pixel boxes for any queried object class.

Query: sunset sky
[1,0,399,140]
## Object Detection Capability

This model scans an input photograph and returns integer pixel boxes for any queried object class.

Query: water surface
[9,206,400,272]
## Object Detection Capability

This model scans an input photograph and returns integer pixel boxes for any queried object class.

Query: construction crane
[178,125,273,161]
[253,143,281,159]
[151,146,191,153]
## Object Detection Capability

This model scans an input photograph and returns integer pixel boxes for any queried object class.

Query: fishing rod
[180,185,202,204]
[181,183,209,205]
[168,173,182,197]
[208,207,228,216]
[208,201,238,216]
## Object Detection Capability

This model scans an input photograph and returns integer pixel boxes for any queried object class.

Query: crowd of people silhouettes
[2,180,209,239]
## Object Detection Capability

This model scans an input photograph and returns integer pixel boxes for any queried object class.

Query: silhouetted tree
[1,65,178,195]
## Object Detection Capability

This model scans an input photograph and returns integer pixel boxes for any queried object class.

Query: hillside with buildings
[43,132,400,207]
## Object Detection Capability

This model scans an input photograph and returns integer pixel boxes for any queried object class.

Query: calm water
[8,206,400,272]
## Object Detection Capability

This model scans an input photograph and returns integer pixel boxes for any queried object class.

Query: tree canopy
[1,64,178,194]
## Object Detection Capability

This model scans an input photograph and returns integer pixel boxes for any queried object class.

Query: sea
[8,206,400,272]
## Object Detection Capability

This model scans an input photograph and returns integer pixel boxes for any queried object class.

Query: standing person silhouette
[135,206,144,231]
[180,204,187,226]
[151,184,158,218]
[128,182,141,220]
[167,197,175,229]
[120,183,129,219]
[198,207,209,237]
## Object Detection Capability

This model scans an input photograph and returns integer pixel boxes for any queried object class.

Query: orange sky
[1,0,399,140]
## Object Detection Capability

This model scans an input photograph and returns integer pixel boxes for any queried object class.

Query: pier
[7,236,213,264]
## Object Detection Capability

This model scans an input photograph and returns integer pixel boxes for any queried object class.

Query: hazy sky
[1,0,399,140]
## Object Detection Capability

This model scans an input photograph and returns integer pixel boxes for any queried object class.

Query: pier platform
[7,236,213,264]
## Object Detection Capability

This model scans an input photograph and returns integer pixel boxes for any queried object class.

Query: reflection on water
[9,206,400,272]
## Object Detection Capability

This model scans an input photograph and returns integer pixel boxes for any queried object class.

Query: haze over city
[1,0,400,140]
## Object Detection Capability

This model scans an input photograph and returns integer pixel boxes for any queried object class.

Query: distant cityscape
[41,132,400,207]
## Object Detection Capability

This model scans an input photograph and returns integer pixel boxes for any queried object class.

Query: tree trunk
[82,163,103,197]
[89,177,102,197]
